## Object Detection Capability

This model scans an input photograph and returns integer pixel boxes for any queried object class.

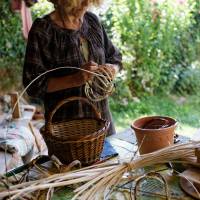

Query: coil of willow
[84,66,114,102]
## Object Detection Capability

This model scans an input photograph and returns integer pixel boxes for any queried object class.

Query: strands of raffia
[0,141,200,199]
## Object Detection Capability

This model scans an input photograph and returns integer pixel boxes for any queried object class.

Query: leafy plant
[0,0,53,93]
[31,0,53,19]
[0,2,25,93]
[0,2,25,58]
[174,62,200,95]
[105,0,199,96]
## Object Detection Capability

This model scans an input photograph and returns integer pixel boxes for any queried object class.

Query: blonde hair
[49,0,102,17]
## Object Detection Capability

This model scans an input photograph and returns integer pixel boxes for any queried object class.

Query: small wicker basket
[41,97,110,165]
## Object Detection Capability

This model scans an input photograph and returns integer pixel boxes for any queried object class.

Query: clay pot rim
[131,115,178,132]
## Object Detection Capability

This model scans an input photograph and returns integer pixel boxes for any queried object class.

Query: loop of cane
[85,66,114,102]
[134,172,170,200]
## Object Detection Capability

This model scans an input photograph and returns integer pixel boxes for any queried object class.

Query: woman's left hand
[99,64,119,80]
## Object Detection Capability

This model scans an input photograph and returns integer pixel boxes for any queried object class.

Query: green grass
[110,94,200,138]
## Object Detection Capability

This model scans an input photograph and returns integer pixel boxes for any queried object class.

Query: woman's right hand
[79,61,98,83]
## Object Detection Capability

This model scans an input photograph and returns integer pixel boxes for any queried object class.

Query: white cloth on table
[0,121,34,157]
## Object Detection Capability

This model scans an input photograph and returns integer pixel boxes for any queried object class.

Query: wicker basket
[41,97,110,165]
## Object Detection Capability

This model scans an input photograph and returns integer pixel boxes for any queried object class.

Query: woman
[23,0,122,136]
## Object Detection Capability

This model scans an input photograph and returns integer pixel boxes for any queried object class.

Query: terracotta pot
[131,116,177,154]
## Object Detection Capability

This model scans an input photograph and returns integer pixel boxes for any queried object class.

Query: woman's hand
[79,61,98,83]
[99,64,119,80]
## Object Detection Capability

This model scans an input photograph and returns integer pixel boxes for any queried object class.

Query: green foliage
[0,2,25,58]
[0,0,53,93]
[106,0,200,96]
[0,1,25,93]
[111,71,132,103]
[31,0,53,19]
[174,63,200,95]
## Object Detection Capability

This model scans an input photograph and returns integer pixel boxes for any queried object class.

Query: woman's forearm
[47,62,98,93]
[47,73,84,93]
[46,63,118,93]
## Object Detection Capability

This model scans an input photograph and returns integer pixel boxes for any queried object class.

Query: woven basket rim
[44,130,106,143]
[41,117,110,141]
[50,117,106,124]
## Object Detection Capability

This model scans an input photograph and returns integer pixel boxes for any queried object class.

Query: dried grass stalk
[0,141,199,199]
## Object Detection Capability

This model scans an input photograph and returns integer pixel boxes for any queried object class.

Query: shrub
[0,2,25,92]
[31,0,53,19]
[0,2,25,58]
[105,0,200,96]
[0,0,53,93]
[174,62,200,95]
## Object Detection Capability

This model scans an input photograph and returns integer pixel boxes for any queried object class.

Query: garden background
[0,0,200,137]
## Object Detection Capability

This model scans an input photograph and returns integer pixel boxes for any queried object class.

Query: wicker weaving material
[49,119,105,140]
[41,97,110,165]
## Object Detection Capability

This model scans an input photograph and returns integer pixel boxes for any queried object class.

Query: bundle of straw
[0,141,200,199]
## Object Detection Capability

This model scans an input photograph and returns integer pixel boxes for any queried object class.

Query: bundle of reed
[0,141,200,200]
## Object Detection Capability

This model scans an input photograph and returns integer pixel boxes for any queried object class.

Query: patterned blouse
[23,11,122,136]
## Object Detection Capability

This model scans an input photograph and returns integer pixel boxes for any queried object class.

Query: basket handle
[48,96,101,125]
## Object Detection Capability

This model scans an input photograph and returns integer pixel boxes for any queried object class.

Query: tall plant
[107,0,198,96]
[0,2,25,58]
[0,1,25,92]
